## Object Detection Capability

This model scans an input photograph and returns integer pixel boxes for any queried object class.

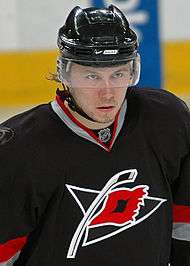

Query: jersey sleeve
[170,101,190,265]
[0,127,38,264]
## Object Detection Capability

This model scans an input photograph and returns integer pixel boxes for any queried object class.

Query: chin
[94,116,115,124]
[92,111,117,123]
[85,108,116,123]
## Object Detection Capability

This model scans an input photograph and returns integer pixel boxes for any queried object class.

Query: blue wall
[91,0,162,88]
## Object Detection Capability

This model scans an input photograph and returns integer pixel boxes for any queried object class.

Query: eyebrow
[113,67,130,72]
[82,67,130,74]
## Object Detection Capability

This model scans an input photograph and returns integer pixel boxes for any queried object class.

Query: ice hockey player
[0,4,190,266]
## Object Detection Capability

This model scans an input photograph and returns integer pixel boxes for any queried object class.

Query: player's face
[67,63,132,123]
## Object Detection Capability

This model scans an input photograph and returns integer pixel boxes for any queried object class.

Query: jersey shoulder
[0,103,54,152]
[129,87,190,122]
[128,88,190,152]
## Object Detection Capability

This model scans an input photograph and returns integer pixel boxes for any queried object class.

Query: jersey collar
[51,95,127,152]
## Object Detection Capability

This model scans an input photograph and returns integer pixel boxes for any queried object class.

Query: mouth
[96,106,115,112]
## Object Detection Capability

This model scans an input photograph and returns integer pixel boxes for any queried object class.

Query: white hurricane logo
[66,169,166,258]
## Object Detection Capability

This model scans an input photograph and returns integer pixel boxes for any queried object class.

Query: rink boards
[0,41,189,107]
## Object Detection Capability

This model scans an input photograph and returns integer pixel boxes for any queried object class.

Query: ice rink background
[0,0,190,122]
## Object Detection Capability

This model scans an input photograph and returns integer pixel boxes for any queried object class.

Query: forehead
[70,62,131,74]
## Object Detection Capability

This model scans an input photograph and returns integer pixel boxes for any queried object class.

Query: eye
[112,72,124,78]
[85,73,99,80]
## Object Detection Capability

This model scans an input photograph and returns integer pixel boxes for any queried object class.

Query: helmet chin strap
[56,86,96,122]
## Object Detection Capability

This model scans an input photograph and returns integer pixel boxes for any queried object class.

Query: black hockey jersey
[0,88,190,266]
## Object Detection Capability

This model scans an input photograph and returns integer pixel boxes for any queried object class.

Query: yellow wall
[163,42,190,95]
[0,42,189,106]
[0,50,57,106]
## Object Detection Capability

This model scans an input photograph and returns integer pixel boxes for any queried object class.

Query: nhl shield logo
[66,169,167,258]
[98,128,111,143]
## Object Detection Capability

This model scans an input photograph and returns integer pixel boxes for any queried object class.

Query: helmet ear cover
[130,53,141,86]
[57,57,71,83]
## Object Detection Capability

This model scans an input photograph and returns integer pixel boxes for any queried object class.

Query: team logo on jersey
[66,169,166,258]
[0,126,14,145]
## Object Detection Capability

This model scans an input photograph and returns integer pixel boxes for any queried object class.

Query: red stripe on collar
[56,95,120,152]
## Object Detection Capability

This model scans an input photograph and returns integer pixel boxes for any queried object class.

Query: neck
[64,101,114,130]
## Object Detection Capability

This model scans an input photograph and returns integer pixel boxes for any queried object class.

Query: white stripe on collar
[51,99,127,152]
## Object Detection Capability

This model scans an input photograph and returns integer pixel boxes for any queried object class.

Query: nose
[98,79,114,98]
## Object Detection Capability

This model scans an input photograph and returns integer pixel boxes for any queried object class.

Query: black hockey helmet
[57,5,140,86]
[57,5,138,62]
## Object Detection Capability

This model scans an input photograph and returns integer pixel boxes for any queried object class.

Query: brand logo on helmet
[103,50,118,55]
[94,49,119,55]
[94,49,103,55]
